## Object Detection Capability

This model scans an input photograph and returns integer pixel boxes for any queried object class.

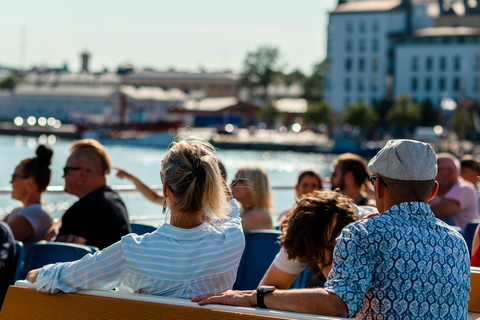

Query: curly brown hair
[279,190,359,269]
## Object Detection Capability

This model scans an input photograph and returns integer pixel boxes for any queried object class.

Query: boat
[82,128,177,148]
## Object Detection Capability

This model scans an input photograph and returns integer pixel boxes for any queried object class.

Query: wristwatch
[257,285,275,308]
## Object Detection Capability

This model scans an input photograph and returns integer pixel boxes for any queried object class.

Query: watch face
[258,285,275,292]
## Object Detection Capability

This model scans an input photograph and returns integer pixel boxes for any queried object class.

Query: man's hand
[191,290,256,307]
[27,268,42,283]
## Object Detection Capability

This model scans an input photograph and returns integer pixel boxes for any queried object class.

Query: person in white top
[27,138,245,298]
[3,145,53,249]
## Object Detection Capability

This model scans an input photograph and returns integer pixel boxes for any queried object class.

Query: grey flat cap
[368,139,437,181]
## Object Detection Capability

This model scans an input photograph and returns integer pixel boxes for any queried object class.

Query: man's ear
[344,171,353,184]
[375,179,385,199]
[427,181,439,201]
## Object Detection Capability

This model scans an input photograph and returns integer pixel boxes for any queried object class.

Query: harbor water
[0,135,337,225]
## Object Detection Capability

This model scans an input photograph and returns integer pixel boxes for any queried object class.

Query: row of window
[345,38,379,53]
[346,20,379,34]
[345,58,379,72]
[410,77,473,92]
[345,78,380,92]
[410,55,480,72]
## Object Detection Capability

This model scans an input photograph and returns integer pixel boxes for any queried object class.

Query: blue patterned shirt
[324,202,470,320]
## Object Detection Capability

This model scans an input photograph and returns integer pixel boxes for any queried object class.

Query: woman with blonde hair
[28,138,245,298]
[231,165,273,232]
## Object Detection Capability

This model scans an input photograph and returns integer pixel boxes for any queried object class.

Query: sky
[0,0,338,75]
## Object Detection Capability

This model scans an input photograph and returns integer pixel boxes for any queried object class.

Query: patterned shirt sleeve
[324,221,375,318]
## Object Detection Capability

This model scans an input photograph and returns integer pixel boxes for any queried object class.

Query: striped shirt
[34,200,245,298]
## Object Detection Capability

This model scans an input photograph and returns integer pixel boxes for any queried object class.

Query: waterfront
[0,135,337,224]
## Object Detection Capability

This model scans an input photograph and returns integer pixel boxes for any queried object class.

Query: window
[425,78,432,91]
[411,57,418,71]
[346,39,353,52]
[474,77,479,92]
[371,77,378,92]
[359,39,366,53]
[426,57,433,71]
[372,20,379,33]
[475,54,480,71]
[454,56,461,71]
[359,58,365,71]
[453,77,460,91]
[358,78,364,92]
[439,77,446,91]
[345,78,351,91]
[411,77,418,91]
[372,38,379,52]
[359,21,366,33]
[324,77,331,90]
[346,21,353,34]
[345,59,352,71]
[372,58,379,71]
[440,56,447,71]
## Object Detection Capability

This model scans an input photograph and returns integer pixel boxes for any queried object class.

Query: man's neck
[76,182,106,199]
[341,186,364,205]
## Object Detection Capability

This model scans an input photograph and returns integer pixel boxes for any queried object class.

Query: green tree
[240,46,282,102]
[419,99,438,126]
[282,69,306,87]
[0,76,18,89]
[302,61,324,102]
[304,101,332,125]
[387,95,421,127]
[341,98,379,130]
[258,100,282,127]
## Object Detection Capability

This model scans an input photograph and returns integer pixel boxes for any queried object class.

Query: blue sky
[0,0,337,74]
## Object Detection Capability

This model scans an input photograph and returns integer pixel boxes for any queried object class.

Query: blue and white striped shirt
[34,200,245,298]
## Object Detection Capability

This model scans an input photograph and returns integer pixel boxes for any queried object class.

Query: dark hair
[337,153,370,188]
[21,144,53,193]
[161,138,228,223]
[297,168,323,190]
[382,176,436,203]
[279,190,359,269]
[460,155,480,173]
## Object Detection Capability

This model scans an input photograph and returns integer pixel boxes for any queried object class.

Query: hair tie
[189,158,201,180]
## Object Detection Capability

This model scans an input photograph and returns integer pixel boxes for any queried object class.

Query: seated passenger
[3,145,53,249]
[231,165,273,232]
[27,138,245,298]
[276,168,323,226]
[261,191,358,289]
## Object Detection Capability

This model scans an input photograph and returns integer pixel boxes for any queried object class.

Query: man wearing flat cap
[193,139,470,320]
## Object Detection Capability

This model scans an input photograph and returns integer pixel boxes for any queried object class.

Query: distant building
[122,71,239,98]
[323,0,480,112]
[274,98,308,126]
[175,97,261,128]
[0,72,121,125]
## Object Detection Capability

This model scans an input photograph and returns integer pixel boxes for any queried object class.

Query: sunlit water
[0,135,336,225]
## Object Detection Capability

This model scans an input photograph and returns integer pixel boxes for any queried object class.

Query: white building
[323,0,480,113]
[0,72,121,125]
[393,27,480,106]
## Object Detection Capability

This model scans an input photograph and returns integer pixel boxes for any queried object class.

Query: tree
[341,98,379,130]
[240,46,282,102]
[302,61,324,102]
[258,100,282,127]
[0,76,18,89]
[304,101,332,125]
[419,99,438,126]
[387,95,421,135]
[282,69,306,87]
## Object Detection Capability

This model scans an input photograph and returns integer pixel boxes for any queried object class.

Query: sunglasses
[10,174,28,183]
[230,177,249,186]
[63,167,92,176]
[369,175,388,188]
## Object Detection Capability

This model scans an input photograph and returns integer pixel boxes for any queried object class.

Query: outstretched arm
[192,288,348,317]
[115,167,164,205]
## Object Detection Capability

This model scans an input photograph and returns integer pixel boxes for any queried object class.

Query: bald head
[70,139,111,176]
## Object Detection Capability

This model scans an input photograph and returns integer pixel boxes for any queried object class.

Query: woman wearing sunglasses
[3,144,53,249]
